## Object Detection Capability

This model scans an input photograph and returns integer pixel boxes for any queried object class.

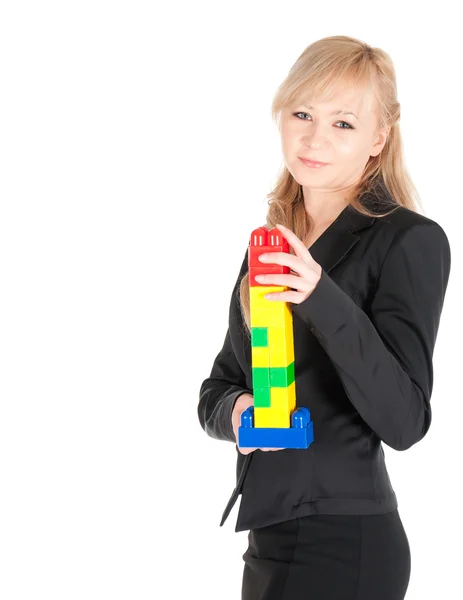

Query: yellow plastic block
[254,407,291,428]
[253,383,296,428]
[251,345,269,368]
[250,285,285,307]
[268,319,295,367]
[250,286,292,327]
[271,382,296,412]
[250,302,292,328]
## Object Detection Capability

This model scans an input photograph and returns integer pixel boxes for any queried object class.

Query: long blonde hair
[239,35,422,332]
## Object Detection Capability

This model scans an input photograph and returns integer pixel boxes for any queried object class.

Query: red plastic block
[250,227,269,246]
[248,227,290,268]
[249,265,289,287]
[249,245,289,267]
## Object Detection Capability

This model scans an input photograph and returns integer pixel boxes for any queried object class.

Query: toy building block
[237,226,314,449]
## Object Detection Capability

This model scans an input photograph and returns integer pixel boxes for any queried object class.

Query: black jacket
[198,179,451,532]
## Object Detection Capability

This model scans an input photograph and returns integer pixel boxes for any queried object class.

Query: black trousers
[241,509,411,600]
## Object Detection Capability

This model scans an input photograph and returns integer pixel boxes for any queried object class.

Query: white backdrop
[0,1,461,598]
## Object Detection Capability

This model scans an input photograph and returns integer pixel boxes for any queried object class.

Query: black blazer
[198,178,451,532]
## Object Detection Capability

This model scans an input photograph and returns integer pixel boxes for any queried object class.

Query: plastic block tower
[238,226,314,449]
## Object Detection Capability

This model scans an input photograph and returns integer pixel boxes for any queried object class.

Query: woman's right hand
[231,393,285,455]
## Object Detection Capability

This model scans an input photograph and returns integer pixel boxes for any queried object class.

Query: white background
[0,1,461,598]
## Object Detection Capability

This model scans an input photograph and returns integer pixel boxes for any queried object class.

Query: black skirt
[241,509,411,600]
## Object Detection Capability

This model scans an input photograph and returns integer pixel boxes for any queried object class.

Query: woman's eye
[293,112,353,129]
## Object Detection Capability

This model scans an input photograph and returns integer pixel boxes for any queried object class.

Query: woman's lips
[299,157,329,168]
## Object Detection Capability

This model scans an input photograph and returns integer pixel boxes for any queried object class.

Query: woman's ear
[371,125,391,157]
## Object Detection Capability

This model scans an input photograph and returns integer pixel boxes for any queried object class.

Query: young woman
[198,35,451,600]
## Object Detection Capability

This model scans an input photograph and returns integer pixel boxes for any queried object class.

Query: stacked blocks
[238,226,314,449]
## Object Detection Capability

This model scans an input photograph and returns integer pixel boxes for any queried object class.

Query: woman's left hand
[255,224,323,305]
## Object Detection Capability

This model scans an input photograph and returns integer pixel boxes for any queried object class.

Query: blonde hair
[238,35,422,332]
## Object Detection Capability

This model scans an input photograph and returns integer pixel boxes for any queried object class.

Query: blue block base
[238,406,314,449]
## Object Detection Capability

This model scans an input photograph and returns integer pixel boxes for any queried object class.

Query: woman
[198,35,451,600]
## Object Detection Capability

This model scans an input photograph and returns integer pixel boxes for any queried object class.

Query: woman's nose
[303,124,328,148]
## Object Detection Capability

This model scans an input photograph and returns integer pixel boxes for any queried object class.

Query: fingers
[258,250,301,270]
[262,289,306,304]
[238,446,257,455]
[275,223,314,263]
[237,446,285,454]
[255,272,311,293]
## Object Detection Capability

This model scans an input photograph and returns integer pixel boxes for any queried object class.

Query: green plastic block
[253,387,271,407]
[251,327,268,347]
[252,367,270,387]
[269,361,295,387]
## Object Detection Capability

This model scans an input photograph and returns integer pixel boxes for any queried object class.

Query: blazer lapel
[308,180,395,274]
[308,205,375,274]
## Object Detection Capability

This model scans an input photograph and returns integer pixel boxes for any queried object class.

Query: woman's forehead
[292,83,375,115]
[296,79,372,103]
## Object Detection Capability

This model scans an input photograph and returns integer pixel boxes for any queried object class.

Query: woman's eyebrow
[304,105,359,120]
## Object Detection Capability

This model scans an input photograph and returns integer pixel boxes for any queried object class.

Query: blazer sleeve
[291,222,451,451]
[198,250,253,443]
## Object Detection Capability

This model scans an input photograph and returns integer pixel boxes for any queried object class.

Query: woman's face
[279,85,390,193]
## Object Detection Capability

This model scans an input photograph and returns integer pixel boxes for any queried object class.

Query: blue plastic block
[238,406,314,449]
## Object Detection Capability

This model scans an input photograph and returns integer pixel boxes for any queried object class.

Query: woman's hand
[231,393,285,454]
[255,223,322,304]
